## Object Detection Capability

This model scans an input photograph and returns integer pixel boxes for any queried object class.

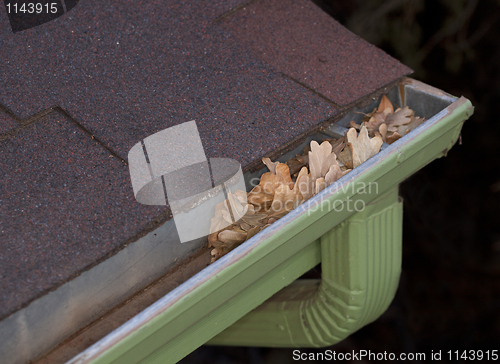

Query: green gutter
[209,187,402,347]
[68,79,473,364]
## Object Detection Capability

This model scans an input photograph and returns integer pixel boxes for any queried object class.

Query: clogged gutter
[208,95,425,262]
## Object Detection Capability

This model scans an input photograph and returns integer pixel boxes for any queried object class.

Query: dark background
[183,0,500,362]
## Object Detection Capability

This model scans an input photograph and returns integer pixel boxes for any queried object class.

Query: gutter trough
[68,78,474,364]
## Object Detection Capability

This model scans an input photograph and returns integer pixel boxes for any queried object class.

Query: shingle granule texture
[0,112,167,319]
[0,109,18,134]
[222,0,412,106]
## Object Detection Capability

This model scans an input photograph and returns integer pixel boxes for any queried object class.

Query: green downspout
[209,187,402,347]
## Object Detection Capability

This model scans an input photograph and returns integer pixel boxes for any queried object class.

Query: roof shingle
[0,0,410,322]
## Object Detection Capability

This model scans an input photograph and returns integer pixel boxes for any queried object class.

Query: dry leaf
[210,246,228,263]
[364,108,391,131]
[218,230,247,245]
[337,143,353,169]
[330,137,345,156]
[208,231,220,248]
[315,177,327,195]
[262,157,279,174]
[259,163,294,194]
[324,164,349,185]
[386,132,402,144]
[396,116,425,135]
[247,162,294,212]
[346,125,383,168]
[240,205,267,226]
[366,100,425,144]
[209,95,424,263]
[296,166,314,201]
[286,155,308,176]
[247,190,273,212]
[349,120,361,131]
[309,140,337,181]
[240,222,251,231]
[379,122,388,143]
[378,95,394,113]
[209,227,235,263]
[246,226,261,240]
[210,198,235,234]
[270,183,302,215]
[385,106,413,132]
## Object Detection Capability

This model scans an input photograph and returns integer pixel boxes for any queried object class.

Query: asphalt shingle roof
[0,0,411,321]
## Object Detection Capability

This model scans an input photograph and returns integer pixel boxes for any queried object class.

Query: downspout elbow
[208,188,403,348]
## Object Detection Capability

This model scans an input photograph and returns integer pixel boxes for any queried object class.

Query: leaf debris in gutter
[208,95,424,262]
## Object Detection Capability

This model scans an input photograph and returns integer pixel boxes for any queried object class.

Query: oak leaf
[330,137,346,156]
[337,143,354,169]
[395,116,425,135]
[270,183,303,215]
[286,155,309,177]
[349,120,361,131]
[325,164,350,185]
[240,204,267,226]
[385,106,413,133]
[386,132,402,144]
[346,125,383,168]
[218,229,247,245]
[378,95,394,113]
[308,140,337,181]
[246,226,261,240]
[315,177,327,195]
[247,161,293,212]
[262,157,279,174]
[379,122,388,143]
[255,162,293,194]
[364,108,391,131]
[295,166,314,201]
